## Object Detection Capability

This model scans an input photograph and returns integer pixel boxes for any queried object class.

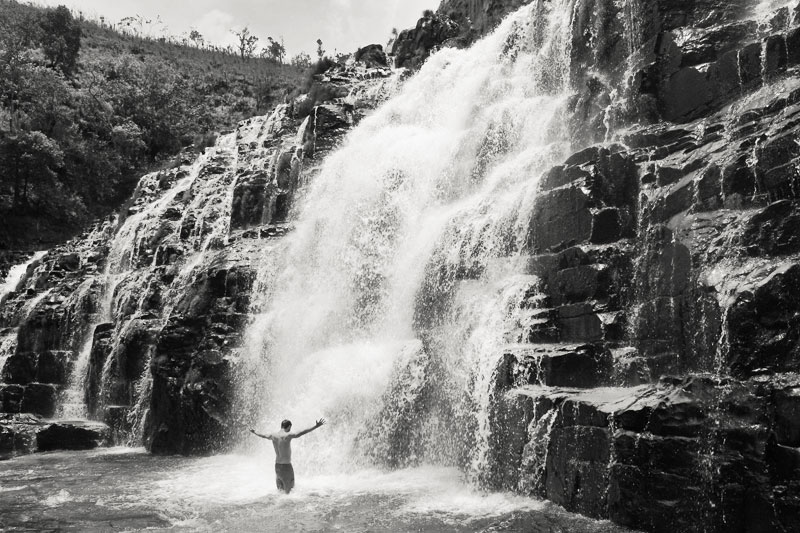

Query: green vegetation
[0,1,305,247]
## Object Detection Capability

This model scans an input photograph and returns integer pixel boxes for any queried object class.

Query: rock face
[385,0,800,531]
[392,11,464,69]
[385,0,800,530]
[438,0,532,35]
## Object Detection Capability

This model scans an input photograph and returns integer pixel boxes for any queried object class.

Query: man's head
[281,419,292,432]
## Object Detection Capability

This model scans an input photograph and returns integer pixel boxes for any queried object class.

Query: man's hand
[316,418,326,428]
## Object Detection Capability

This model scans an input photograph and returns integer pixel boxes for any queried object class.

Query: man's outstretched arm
[249,429,272,440]
[290,418,326,438]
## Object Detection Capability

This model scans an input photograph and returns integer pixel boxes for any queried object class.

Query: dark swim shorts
[275,463,295,493]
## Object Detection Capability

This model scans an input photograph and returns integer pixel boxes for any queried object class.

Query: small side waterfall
[0,252,47,374]
[50,131,243,431]
[0,252,47,305]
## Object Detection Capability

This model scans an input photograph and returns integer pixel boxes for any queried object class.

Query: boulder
[392,11,463,69]
[21,383,58,417]
[354,44,388,68]
[0,413,41,459]
[36,420,110,451]
[56,252,80,271]
[502,344,612,388]
[0,384,24,412]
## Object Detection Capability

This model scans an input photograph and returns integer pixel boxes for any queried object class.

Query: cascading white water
[0,252,47,377]
[52,130,244,428]
[242,0,580,480]
[0,251,46,305]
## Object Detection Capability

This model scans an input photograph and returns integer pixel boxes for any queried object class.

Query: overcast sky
[32,0,435,57]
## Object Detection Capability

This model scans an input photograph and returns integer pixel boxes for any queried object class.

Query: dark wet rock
[36,420,110,451]
[231,111,304,230]
[86,322,114,418]
[0,384,24,412]
[438,0,531,37]
[727,263,800,376]
[529,148,637,252]
[496,376,795,533]
[482,65,800,523]
[21,383,58,417]
[303,104,351,158]
[2,352,37,384]
[0,413,41,459]
[739,201,800,256]
[354,44,388,68]
[392,11,463,69]
[2,350,73,386]
[145,316,231,455]
[142,260,256,455]
[57,252,80,271]
[0,382,58,417]
[103,405,132,445]
[501,344,612,388]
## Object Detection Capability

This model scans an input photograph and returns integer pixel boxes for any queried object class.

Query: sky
[31,0,435,57]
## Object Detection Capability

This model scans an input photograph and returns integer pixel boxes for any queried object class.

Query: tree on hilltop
[189,29,204,48]
[264,37,285,64]
[233,27,259,58]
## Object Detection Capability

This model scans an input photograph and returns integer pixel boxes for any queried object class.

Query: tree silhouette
[188,29,204,48]
[265,37,285,64]
[233,27,259,58]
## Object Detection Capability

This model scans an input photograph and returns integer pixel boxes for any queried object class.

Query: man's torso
[271,433,292,464]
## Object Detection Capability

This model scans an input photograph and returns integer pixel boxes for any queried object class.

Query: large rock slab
[0,415,110,458]
[490,375,799,532]
[36,420,110,452]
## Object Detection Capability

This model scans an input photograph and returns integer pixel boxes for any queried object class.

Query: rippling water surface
[0,448,632,532]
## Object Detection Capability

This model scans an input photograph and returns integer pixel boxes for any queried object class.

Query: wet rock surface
[382,0,800,530]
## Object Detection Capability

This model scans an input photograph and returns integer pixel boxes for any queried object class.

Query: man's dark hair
[281,419,292,430]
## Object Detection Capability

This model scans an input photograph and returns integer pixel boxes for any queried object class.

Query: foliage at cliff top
[0,1,305,248]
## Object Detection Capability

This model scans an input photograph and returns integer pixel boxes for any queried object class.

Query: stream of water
[0,448,631,532]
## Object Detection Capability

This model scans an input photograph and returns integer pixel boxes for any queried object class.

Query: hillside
[0,0,305,251]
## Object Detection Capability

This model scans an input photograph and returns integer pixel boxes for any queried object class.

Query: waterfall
[51,131,241,429]
[242,0,581,479]
[0,252,47,377]
[0,251,46,305]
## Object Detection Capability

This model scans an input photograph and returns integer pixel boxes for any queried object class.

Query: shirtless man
[250,418,325,494]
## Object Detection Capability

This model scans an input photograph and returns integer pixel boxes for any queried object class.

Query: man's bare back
[250,418,326,493]
[269,431,294,464]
